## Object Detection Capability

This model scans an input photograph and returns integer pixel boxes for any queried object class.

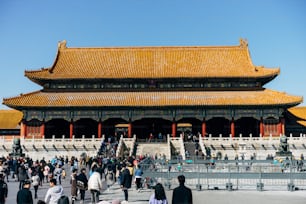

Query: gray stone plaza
[5,168,306,204]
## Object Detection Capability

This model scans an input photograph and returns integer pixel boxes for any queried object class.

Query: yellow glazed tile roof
[288,106,306,120]
[25,39,279,80]
[297,120,306,127]
[0,109,23,129]
[3,89,302,108]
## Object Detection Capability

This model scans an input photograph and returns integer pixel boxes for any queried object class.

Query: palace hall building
[2,39,303,140]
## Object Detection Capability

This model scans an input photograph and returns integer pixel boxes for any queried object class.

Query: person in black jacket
[172,175,192,204]
[16,180,33,204]
[120,163,131,201]
[0,174,8,204]
[77,168,88,204]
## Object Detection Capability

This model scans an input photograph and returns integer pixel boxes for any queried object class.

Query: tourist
[120,163,132,201]
[148,133,154,142]
[88,165,103,204]
[105,167,115,191]
[77,168,88,204]
[149,183,168,204]
[16,180,33,204]
[43,164,50,183]
[0,160,4,175]
[126,162,134,185]
[53,164,63,185]
[70,168,78,204]
[172,175,192,204]
[0,174,8,204]
[2,161,9,183]
[18,163,29,190]
[38,163,44,186]
[134,165,143,192]
[31,171,41,199]
[44,178,64,204]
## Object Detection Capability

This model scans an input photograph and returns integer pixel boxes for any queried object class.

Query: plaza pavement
[6,173,306,204]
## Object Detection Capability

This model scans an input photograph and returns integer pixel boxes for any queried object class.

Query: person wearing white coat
[88,166,103,204]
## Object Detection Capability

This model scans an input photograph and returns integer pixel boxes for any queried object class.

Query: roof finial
[58,40,67,49]
[239,38,248,48]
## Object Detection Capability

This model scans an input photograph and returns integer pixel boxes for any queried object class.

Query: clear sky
[0,0,306,109]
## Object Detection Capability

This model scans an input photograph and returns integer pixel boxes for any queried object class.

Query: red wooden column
[98,120,102,138]
[277,119,282,136]
[201,119,206,137]
[128,120,132,138]
[172,119,177,137]
[281,118,285,134]
[230,117,235,138]
[40,121,45,138]
[280,117,285,135]
[259,117,264,137]
[69,120,74,139]
[20,120,27,138]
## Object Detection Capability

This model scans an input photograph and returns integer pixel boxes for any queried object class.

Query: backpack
[57,195,69,204]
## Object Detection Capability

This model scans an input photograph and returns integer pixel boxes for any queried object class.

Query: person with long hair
[149,183,168,204]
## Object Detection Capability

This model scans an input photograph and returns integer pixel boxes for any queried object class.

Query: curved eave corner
[288,105,306,120]
[24,40,67,86]
[24,69,49,86]
[258,68,280,85]
[285,96,303,108]
[2,91,41,110]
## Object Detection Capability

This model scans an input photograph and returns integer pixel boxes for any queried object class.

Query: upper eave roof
[0,109,23,129]
[3,89,302,108]
[24,39,280,81]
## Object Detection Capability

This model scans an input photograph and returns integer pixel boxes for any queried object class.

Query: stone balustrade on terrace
[1,134,306,161]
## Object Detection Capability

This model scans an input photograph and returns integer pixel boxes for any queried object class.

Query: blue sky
[0,0,306,109]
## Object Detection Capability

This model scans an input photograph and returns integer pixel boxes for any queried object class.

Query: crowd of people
[0,145,193,204]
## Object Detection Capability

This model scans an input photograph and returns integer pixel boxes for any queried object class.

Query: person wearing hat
[16,180,33,204]
[0,173,8,204]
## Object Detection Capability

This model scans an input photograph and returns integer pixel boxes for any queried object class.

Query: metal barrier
[140,160,306,191]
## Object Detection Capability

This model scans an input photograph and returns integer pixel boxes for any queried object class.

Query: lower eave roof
[3,89,302,108]
[288,107,306,120]
[0,109,22,129]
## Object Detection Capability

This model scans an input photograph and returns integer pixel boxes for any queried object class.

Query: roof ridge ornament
[58,40,67,49]
[239,38,248,48]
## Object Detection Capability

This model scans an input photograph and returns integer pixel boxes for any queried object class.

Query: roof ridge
[58,39,248,50]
